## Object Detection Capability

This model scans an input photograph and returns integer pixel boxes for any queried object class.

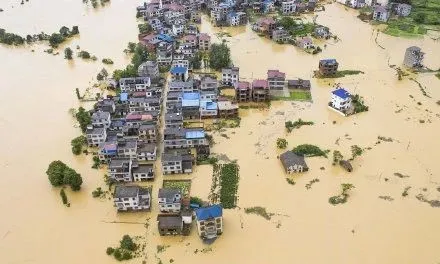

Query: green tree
[209,43,231,70]
[59,26,71,37]
[138,22,153,34]
[106,247,114,255]
[64,47,73,60]
[279,17,297,30]
[350,145,363,160]
[71,135,86,155]
[71,26,79,35]
[49,33,65,47]
[127,42,136,53]
[63,167,83,191]
[75,107,91,132]
[131,44,150,69]
[190,52,202,69]
[113,249,122,261]
[78,50,91,59]
[120,235,136,251]
[46,160,67,187]
[414,13,426,24]
[60,188,69,205]
[276,138,288,149]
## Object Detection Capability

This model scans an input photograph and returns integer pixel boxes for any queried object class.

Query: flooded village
[1,0,440,263]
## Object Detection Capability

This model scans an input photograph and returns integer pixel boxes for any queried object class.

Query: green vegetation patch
[329,183,355,205]
[276,138,288,149]
[218,162,240,209]
[244,206,273,220]
[272,90,312,101]
[292,144,329,157]
[46,160,83,191]
[163,180,191,198]
[285,118,314,132]
[106,235,138,261]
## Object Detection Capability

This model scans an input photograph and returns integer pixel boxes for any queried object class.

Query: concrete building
[113,185,151,211]
[86,126,107,147]
[279,151,309,173]
[267,70,286,90]
[137,61,160,79]
[319,59,339,76]
[158,188,182,213]
[403,46,424,68]
[221,67,239,87]
[331,88,352,111]
[195,205,223,240]
[235,81,252,102]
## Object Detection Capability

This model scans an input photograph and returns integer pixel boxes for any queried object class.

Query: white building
[172,23,185,36]
[158,188,182,213]
[91,111,111,128]
[282,1,296,14]
[195,205,223,240]
[86,126,107,147]
[132,164,154,181]
[331,88,352,111]
[113,185,151,211]
[221,67,239,87]
[119,77,151,93]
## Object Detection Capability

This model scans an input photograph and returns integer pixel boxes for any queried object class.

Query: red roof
[257,17,276,26]
[267,70,285,79]
[164,3,184,12]
[252,79,269,89]
[183,34,198,42]
[236,81,251,90]
[199,33,211,41]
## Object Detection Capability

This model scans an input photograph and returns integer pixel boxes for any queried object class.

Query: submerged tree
[209,42,231,70]
[75,107,91,132]
[64,47,73,60]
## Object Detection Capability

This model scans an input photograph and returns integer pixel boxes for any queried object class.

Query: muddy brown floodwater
[1,1,440,263]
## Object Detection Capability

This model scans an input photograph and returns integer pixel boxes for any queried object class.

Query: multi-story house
[200,91,217,101]
[172,22,185,36]
[170,66,189,82]
[200,100,218,118]
[119,77,151,93]
[318,59,339,76]
[137,60,160,80]
[156,42,174,66]
[200,75,218,92]
[158,188,182,213]
[272,27,289,43]
[128,97,161,112]
[132,163,155,181]
[195,204,223,240]
[267,70,286,90]
[252,79,270,102]
[96,99,116,114]
[403,46,424,68]
[91,111,111,128]
[108,158,133,182]
[163,128,208,149]
[165,112,184,129]
[182,92,201,119]
[217,100,238,118]
[172,59,190,69]
[138,124,157,143]
[235,81,252,102]
[117,139,138,159]
[221,67,239,87]
[162,152,194,174]
[137,143,157,161]
[182,34,198,48]
[282,0,296,14]
[86,126,107,147]
[98,141,118,162]
[169,81,195,93]
[331,88,352,111]
[198,33,211,51]
[113,185,151,211]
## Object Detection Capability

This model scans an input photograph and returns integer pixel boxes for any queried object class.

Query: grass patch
[292,144,329,157]
[244,206,273,220]
[163,180,191,198]
[272,90,312,101]
[285,118,314,132]
[329,183,355,205]
[218,162,240,209]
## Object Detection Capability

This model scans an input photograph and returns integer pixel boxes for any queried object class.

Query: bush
[78,50,91,59]
[60,188,69,205]
[75,107,91,132]
[106,247,115,255]
[190,196,204,206]
[92,156,101,169]
[285,119,314,132]
[351,145,363,160]
[276,138,288,149]
[102,58,114,64]
[71,135,86,155]
[120,235,136,251]
[113,249,123,261]
[122,251,132,260]
[92,187,104,198]
[64,47,73,60]
[292,144,328,157]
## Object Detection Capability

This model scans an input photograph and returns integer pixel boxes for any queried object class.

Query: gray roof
[114,185,139,198]
[164,127,186,138]
[132,164,154,174]
[117,140,137,149]
[92,111,110,120]
[158,188,181,200]
[165,113,183,122]
[169,81,193,89]
[129,97,160,104]
[109,158,131,168]
[162,153,183,162]
[287,79,311,89]
[86,127,105,135]
[157,215,183,229]
[139,124,156,131]
[167,91,184,98]
[137,143,156,153]
[279,151,308,169]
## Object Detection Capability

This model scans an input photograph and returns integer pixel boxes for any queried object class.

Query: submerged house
[113,185,151,211]
[235,81,252,102]
[195,204,223,240]
[318,59,339,76]
[252,79,270,102]
[86,126,107,147]
[279,151,309,173]
[161,152,194,174]
[331,88,352,111]
[267,70,286,90]
[158,188,182,213]
[287,79,311,90]
[217,100,239,118]
[403,46,424,68]
[221,67,240,87]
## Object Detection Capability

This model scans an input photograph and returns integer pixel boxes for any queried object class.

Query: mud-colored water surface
[1,1,440,263]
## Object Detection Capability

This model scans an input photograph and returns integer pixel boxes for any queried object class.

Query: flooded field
[1,1,440,264]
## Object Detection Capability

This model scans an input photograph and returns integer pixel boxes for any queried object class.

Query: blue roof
[120,93,128,102]
[170,66,188,74]
[186,130,205,139]
[157,34,174,43]
[182,92,200,100]
[332,88,351,99]
[227,11,238,18]
[195,204,223,220]
[320,59,337,64]
[200,100,218,110]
